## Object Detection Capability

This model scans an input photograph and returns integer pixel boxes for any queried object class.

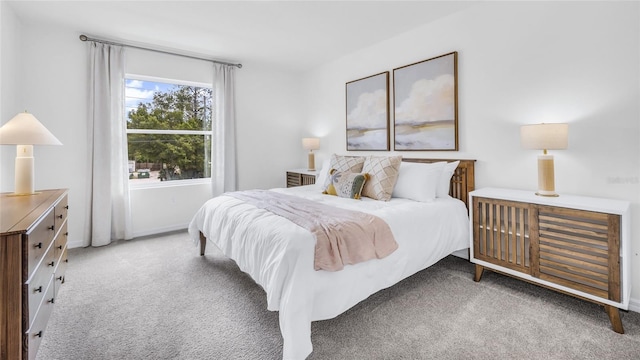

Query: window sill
[129,178,211,190]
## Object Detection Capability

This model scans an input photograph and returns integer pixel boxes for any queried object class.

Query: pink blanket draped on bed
[226,190,398,271]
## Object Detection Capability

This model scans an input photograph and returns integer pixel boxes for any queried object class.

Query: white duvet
[188,185,469,360]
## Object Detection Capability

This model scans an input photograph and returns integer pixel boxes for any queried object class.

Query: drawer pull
[47,298,55,304]
[34,286,43,293]
[48,225,55,231]
[34,331,43,338]
[57,214,63,219]
[56,276,63,281]
[65,205,69,209]
[65,259,69,263]
[65,232,69,236]
[57,245,63,250]
[34,242,42,249]
[48,261,55,267]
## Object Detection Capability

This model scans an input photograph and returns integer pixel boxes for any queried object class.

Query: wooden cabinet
[469,188,630,333]
[1,189,69,360]
[286,169,317,188]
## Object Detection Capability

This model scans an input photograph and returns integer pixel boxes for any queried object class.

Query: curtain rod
[79,34,242,68]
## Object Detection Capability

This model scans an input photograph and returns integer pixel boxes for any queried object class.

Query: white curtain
[212,63,238,196]
[84,42,132,247]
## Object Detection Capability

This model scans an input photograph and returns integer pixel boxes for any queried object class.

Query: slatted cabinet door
[533,205,621,302]
[473,197,531,275]
[286,170,317,188]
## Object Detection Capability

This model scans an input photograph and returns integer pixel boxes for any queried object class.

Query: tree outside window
[125,78,213,184]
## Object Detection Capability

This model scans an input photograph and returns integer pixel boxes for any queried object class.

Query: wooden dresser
[0,189,69,360]
[469,188,630,333]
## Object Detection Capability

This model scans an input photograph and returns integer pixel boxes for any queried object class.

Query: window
[124,76,213,185]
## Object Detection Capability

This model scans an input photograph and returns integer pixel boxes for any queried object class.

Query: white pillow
[392,161,446,202]
[316,159,331,188]
[436,161,460,198]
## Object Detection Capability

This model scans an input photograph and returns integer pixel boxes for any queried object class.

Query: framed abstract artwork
[393,51,458,151]
[345,71,390,151]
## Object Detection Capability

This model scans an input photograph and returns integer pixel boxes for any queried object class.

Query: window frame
[125,74,214,189]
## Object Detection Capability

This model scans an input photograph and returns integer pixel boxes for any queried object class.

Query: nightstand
[286,169,317,187]
[469,188,630,333]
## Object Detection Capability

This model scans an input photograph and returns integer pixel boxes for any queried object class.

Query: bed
[188,158,475,359]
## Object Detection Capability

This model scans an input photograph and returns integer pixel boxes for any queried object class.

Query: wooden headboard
[402,158,476,211]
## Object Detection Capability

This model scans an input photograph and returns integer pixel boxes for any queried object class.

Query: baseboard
[132,223,189,239]
[451,248,469,260]
[66,224,189,249]
[629,297,640,313]
[67,240,84,249]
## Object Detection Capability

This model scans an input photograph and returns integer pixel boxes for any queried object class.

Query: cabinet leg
[604,305,624,334]
[474,264,484,282]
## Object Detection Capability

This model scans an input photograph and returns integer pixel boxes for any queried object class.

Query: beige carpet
[36,231,640,359]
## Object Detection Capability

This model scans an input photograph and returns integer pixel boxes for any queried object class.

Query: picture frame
[393,51,458,151]
[345,71,390,151]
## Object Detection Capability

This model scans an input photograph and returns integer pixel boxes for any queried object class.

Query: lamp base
[15,145,36,195]
[307,151,316,171]
[536,154,559,197]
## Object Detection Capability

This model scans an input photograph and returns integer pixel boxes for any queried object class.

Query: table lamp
[302,137,320,171]
[520,123,568,197]
[0,112,62,195]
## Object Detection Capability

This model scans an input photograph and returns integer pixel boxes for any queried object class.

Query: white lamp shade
[520,123,568,150]
[0,112,62,145]
[302,137,320,151]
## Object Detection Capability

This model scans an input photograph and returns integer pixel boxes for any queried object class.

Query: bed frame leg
[199,231,207,256]
[604,305,624,334]
[474,264,484,282]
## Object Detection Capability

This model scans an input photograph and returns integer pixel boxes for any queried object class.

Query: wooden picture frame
[393,51,458,151]
[345,71,390,151]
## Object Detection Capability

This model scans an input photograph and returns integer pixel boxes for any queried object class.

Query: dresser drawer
[27,210,56,277]
[54,221,68,260]
[26,275,56,360]
[54,195,68,233]
[54,245,68,298]
[26,244,55,328]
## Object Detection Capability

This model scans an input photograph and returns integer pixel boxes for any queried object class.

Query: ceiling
[6,1,477,72]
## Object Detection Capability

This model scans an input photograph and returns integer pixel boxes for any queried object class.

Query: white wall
[2,20,305,245]
[0,16,89,249]
[16,23,90,249]
[302,2,640,307]
[0,2,23,190]
[235,61,306,190]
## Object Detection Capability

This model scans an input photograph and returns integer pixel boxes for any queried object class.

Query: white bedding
[188,184,469,360]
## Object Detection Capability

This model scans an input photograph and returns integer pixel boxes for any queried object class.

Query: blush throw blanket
[226,190,398,271]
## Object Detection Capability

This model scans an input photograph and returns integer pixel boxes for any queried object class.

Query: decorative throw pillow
[392,161,446,202]
[361,155,402,201]
[436,161,460,198]
[323,169,369,199]
[321,154,365,192]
